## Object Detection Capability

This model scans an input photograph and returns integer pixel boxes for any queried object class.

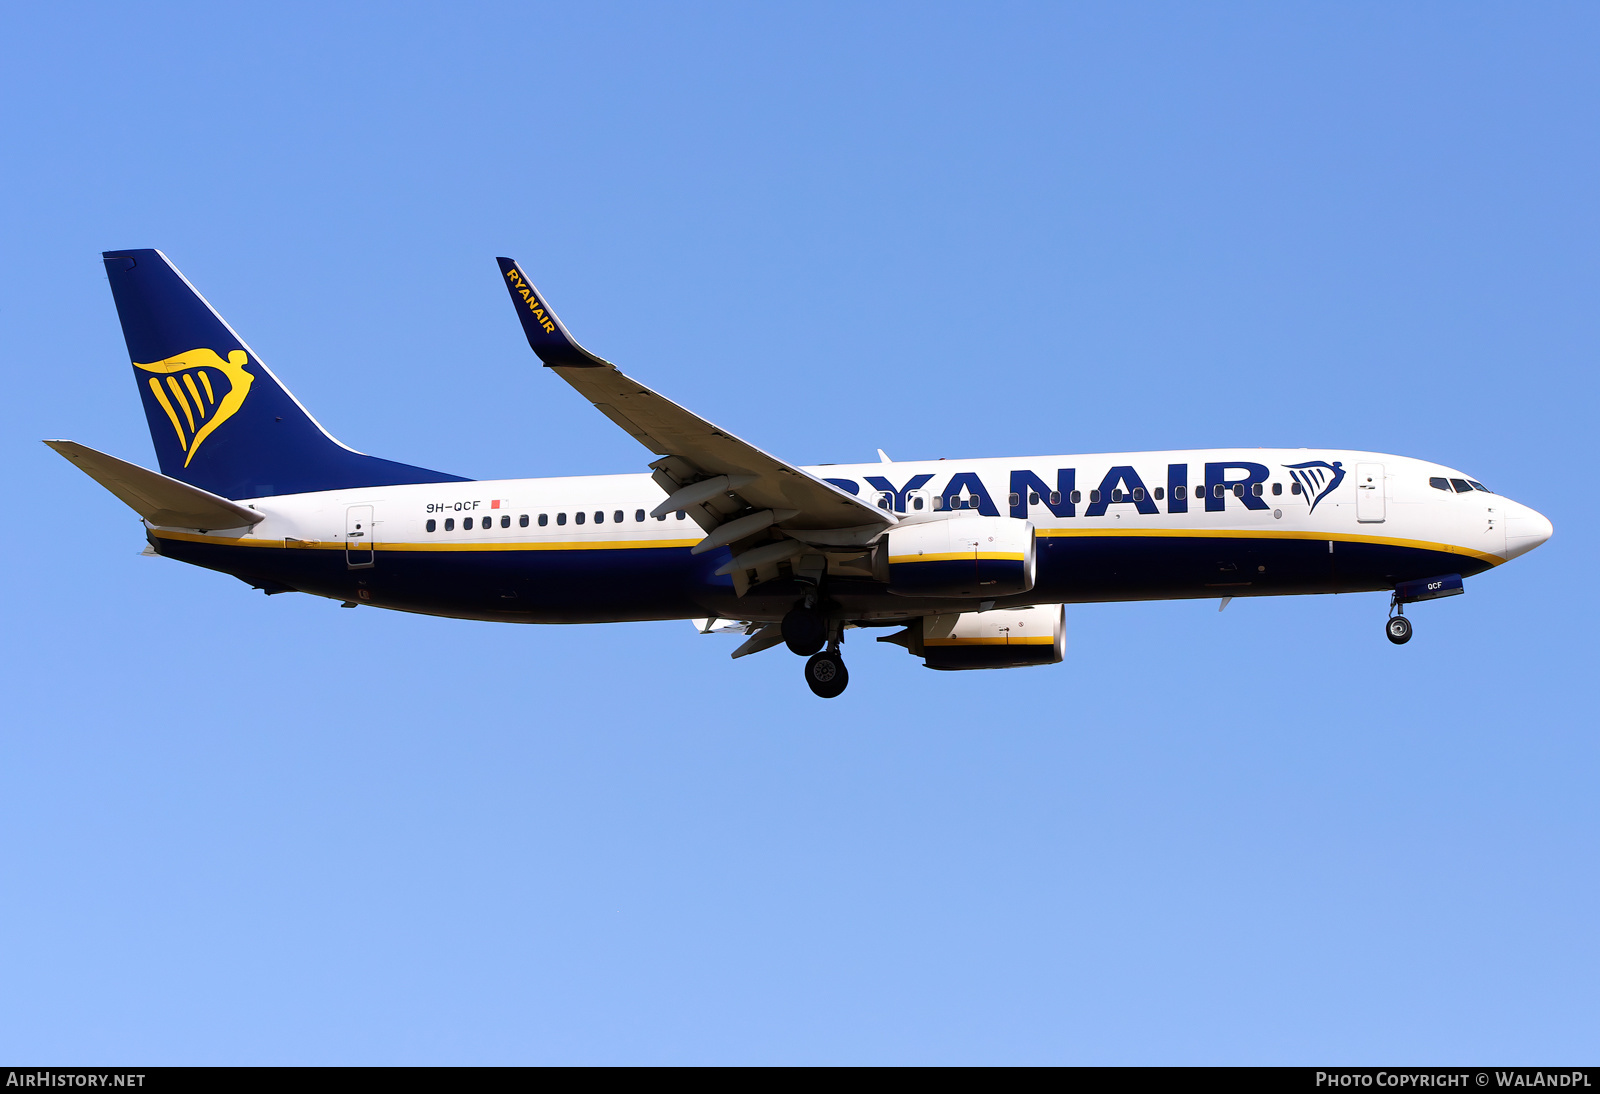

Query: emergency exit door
[345,505,375,568]
[1355,464,1385,523]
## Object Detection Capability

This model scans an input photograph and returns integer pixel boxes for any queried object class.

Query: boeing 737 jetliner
[49,250,1553,696]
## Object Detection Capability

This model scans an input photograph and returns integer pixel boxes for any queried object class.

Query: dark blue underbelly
[152,532,1491,623]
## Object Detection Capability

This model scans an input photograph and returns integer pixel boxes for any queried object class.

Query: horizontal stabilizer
[45,440,264,529]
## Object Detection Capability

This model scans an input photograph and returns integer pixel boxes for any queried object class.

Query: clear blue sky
[1,2,1594,1065]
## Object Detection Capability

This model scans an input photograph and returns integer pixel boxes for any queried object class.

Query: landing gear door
[1355,463,1385,523]
[345,504,375,568]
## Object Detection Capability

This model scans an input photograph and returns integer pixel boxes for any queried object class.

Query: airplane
[48,249,1554,698]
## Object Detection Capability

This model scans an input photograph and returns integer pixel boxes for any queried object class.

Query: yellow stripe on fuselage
[924,636,1055,646]
[152,530,703,551]
[1033,526,1504,566]
[149,527,1502,567]
[887,551,1026,564]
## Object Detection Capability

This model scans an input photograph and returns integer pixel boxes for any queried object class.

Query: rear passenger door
[345,505,375,568]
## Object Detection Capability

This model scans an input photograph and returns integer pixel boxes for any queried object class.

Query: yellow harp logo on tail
[133,348,255,467]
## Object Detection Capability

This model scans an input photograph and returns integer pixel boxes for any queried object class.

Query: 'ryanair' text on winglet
[495,257,610,369]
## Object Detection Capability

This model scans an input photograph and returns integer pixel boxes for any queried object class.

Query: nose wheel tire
[804,652,849,698]
[1385,615,1413,645]
[783,606,827,656]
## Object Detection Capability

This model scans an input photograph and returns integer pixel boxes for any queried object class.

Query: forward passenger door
[1355,464,1385,523]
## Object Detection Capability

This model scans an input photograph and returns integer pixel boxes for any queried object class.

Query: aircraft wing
[495,258,892,537]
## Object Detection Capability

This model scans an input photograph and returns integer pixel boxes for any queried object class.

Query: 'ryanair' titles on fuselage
[824,459,1348,518]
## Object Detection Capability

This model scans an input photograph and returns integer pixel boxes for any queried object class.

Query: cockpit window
[1468,480,1491,493]
[1450,478,1473,493]
[1429,477,1450,491]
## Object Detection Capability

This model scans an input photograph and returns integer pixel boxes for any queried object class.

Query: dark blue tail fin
[103,249,468,498]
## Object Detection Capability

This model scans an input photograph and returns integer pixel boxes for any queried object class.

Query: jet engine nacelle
[878,604,1065,671]
[882,515,1036,597]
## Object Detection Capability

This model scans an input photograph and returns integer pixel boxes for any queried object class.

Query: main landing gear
[804,650,849,698]
[784,599,849,697]
[782,603,826,655]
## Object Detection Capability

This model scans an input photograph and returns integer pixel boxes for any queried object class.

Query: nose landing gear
[1385,611,1413,645]
[1384,574,1465,645]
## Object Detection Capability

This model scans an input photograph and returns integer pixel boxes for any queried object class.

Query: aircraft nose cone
[1504,504,1553,560]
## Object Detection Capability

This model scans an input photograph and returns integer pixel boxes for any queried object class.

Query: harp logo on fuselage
[1283,460,1346,514]
[134,348,255,467]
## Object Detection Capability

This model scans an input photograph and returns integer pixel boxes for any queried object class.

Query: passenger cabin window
[1153,487,1163,501]
[520,514,529,527]
[616,510,626,523]
[1009,493,1022,507]
[501,515,510,528]
[538,514,548,527]
[1029,492,1039,505]
[1213,485,1224,498]
[1429,477,1451,491]
[913,496,925,510]
[464,517,474,529]
[1272,482,1282,496]
[557,513,567,526]
[1174,486,1186,501]
[677,511,687,520]
[576,512,586,525]
[1133,487,1145,502]
[1111,489,1123,502]
[426,519,436,532]
[1251,483,1263,497]
[1071,491,1082,504]
[1049,491,1061,505]
[635,509,645,522]
[1291,482,1303,495]
[444,518,455,531]
[1090,490,1101,503]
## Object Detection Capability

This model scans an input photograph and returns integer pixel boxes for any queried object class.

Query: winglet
[495,258,610,368]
